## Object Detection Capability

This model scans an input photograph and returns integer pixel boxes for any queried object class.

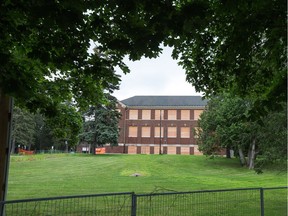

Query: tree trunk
[65,141,68,153]
[0,90,13,213]
[92,132,98,155]
[248,139,256,169]
[92,143,96,155]
[11,137,15,154]
[226,147,231,158]
[65,144,68,153]
[238,146,246,166]
[91,142,96,155]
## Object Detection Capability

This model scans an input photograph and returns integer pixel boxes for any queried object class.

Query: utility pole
[123,107,128,154]
[159,110,162,155]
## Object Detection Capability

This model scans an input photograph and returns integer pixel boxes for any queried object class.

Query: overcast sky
[113,47,203,101]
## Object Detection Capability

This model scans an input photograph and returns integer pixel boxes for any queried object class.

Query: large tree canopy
[169,0,286,115]
[1,1,121,114]
[1,0,286,114]
[1,0,174,114]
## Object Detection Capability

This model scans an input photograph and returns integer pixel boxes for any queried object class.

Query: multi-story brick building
[117,96,208,155]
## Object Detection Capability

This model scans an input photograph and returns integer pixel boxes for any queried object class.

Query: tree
[11,106,36,153]
[1,1,173,114]
[45,103,83,149]
[255,104,287,171]
[11,105,82,153]
[197,94,250,162]
[197,94,287,170]
[79,94,120,154]
[169,0,287,116]
[34,113,57,152]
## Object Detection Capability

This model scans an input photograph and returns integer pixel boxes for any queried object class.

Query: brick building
[117,96,208,155]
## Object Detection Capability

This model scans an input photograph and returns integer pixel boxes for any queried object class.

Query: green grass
[7,153,287,200]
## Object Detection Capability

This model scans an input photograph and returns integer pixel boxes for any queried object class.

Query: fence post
[0,201,4,216]
[131,192,137,216]
[260,188,264,216]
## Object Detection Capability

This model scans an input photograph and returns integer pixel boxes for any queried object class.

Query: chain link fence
[1,187,286,216]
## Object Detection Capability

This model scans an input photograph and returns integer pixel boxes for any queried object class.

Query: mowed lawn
[7,153,287,200]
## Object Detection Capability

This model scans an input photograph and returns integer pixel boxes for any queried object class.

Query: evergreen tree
[79,94,120,154]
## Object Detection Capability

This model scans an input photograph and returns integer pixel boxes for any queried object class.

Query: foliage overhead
[1,0,286,117]
[169,0,286,111]
[1,1,118,115]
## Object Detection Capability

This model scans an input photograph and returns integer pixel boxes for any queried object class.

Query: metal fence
[0,187,287,216]
[0,192,133,216]
[133,187,287,216]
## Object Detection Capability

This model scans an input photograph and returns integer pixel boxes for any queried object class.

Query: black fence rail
[0,192,133,216]
[133,187,287,216]
[0,187,287,216]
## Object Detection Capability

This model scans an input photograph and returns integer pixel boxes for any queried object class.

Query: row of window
[128,126,199,138]
[128,109,203,120]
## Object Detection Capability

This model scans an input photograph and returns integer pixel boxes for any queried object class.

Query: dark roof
[121,96,208,107]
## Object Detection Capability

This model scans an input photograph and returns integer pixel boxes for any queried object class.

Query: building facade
[117,96,207,155]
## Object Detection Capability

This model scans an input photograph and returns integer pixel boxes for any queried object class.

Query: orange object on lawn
[19,148,34,155]
[95,147,106,154]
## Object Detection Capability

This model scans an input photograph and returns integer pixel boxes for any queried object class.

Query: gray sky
[113,47,203,100]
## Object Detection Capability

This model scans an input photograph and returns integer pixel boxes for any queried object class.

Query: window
[167,127,177,138]
[154,127,164,138]
[181,127,190,138]
[141,127,151,137]
[181,110,190,120]
[155,110,164,120]
[129,110,138,120]
[128,126,138,137]
[168,110,177,120]
[194,110,203,120]
[142,110,151,120]
[82,147,89,151]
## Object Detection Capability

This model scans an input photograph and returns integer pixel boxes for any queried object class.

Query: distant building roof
[120,96,208,108]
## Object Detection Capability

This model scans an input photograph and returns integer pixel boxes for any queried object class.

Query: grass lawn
[7,153,287,200]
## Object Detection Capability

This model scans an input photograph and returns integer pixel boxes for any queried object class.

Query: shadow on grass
[73,153,126,157]
[202,155,287,174]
